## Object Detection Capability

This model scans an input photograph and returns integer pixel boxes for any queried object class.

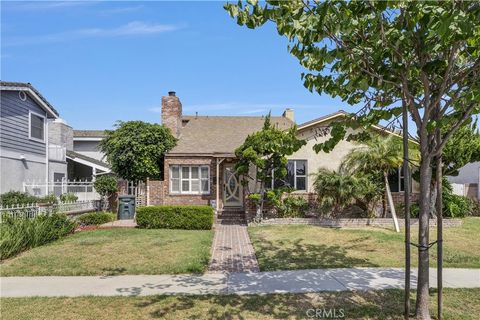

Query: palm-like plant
[342,136,413,231]
[313,168,357,216]
[313,169,383,217]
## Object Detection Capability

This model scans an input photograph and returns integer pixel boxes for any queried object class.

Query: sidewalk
[2,268,479,297]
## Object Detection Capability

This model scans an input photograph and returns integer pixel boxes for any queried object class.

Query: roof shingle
[169,116,293,155]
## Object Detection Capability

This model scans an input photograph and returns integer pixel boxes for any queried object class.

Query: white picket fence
[23,179,100,201]
[0,200,99,222]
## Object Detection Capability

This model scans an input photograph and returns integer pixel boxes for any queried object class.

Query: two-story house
[0,81,110,195]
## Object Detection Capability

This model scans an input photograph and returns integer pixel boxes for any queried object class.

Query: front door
[223,165,242,207]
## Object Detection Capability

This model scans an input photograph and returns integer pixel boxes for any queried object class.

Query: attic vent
[19,91,27,101]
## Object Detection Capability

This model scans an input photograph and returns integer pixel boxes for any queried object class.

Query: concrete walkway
[99,219,137,228]
[208,223,260,273]
[2,268,479,297]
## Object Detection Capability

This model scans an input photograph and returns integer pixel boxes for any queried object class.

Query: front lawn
[2,289,479,320]
[249,217,480,271]
[0,228,213,276]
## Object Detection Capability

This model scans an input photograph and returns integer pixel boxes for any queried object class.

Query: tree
[313,168,381,217]
[342,136,418,231]
[442,121,480,177]
[225,1,479,318]
[94,175,118,211]
[99,121,176,183]
[234,115,305,221]
[427,121,480,217]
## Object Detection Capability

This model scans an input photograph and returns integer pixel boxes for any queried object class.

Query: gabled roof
[298,110,348,130]
[168,115,294,156]
[66,150,111,172]
[298,110,418,143]
[0,81,59,118]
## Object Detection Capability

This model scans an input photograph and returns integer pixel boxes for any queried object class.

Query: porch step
[216,209,246,225]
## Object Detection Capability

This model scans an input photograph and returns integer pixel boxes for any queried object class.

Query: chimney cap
[168,91,176,97]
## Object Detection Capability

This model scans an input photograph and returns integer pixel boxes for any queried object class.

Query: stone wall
[251,217,463,228]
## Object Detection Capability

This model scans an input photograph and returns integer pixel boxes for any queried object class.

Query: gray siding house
[0,81,110,195]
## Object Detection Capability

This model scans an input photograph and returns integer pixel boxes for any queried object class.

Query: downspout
[45,119,49,194]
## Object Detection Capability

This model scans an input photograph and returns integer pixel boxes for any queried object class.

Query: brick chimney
[282,108,294,122]
[161,91,182,138]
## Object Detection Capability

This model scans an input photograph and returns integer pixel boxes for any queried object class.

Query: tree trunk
[415,154,433,320]
[256,183,265,222]
[429,182,438,219]
[384,173,400,232]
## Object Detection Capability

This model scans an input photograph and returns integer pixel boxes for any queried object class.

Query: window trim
[170,165,210,195]
[28,110,46,143]
[269,159,308,192]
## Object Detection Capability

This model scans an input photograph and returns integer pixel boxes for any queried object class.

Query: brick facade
[245,191,420,221]
[160,156,217,206]
[161,92,182,138]
[147,179,164,205]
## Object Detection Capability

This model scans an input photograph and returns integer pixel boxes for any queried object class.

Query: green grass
[0,228,213,276]
[2,289,478,320]
[249,217,480,271]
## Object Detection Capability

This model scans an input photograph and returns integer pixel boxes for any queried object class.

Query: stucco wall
[0,149,46,194]
[287,124,420,193]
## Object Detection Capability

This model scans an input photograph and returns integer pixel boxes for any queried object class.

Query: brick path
[208,222,260,273]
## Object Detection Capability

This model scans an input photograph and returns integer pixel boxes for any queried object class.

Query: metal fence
[23,179,100,201]
[0,200,99,222]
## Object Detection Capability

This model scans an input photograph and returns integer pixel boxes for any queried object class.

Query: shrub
[443,193,471,218]
[78,212,116,225]
[0,213,76,260]
[277,196,308,218]
[60,193,78,203]
[136,205,214,230]
[38,193,58,204]
[94,175,118,211]
[0,191,38,206]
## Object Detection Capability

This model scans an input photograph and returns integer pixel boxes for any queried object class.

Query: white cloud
[4,21,184,46]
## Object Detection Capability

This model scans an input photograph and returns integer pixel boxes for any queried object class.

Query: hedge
[136,205,214,230]
[78,212,116,225]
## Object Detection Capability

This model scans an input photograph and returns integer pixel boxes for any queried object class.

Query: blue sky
[1,1,353,130]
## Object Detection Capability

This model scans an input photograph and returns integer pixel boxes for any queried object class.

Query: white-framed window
[170,165,210,194]
[268,160,307,191]
[28,111,45,142]
[388,167,409,192]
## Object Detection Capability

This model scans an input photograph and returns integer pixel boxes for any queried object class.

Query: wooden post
[436,131,443,320]
[403,102,411,319]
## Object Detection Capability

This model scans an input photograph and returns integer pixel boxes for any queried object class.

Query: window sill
[169,193,211,196]
[29,137,46,143]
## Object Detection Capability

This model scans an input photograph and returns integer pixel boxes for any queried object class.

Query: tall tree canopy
[225,1,479,318]
[100,121,176,183]
[443,121,480,177]
[234,115,305,220]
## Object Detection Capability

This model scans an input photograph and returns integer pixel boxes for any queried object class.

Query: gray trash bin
[118,196,136,220]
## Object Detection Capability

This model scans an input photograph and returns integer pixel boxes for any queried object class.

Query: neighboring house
[72,130,106,161]
[447,162,480,200]
[69,130,110,180]
[150,91,418,217]
[0,81,109,195]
